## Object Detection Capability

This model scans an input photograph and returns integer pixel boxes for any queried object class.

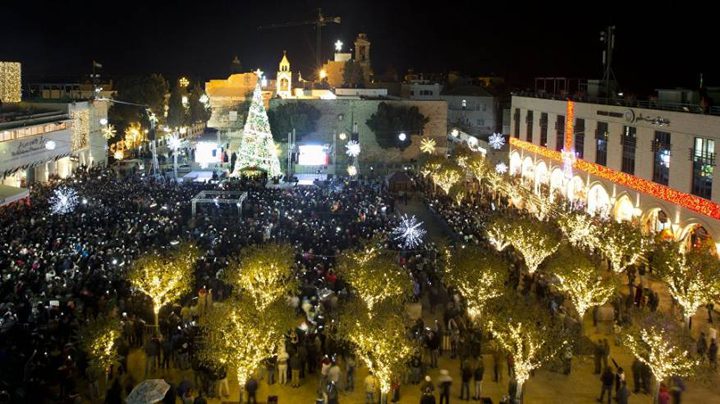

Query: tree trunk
[516,380,524,403]
[685,314,692,330]
[153,306,161,337]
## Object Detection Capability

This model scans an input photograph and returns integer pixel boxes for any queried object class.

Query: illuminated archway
[587,183,611,217]
[534,161,549,185]
[509,152,522,176]
[613,195,635,222]
[550,168,564,193]
[567,175,585,201]
[642,208,673,239]
[522,156,534,179]
[680,223,716,254]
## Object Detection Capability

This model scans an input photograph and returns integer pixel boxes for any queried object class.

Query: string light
[557,211,601,250]
[597,221,647,273]
[128,243,199,331]
[446,247,506,320]
[486,217,513,251]
[655,243,720,326]
[225,243,297,310]
[623,324,697,385]
[507,217,560,274]
[337,246,412,314]
[78,316,121,376]
[391,214,427,249]
[235,82,282,177]
[347,165,358,176]
[70,109,90,151]
[338,300,414,396]
[0,62,21,102]
[550,248,615,320]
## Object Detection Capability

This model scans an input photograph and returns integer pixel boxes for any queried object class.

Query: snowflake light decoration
[392,214,427,249]
[345,140,361,157]
[347,165,358,176]
[488,133,505,150]
[420,138,436,154]
[50,187,79,215]
[102,124,117,140]
[495,162,508,174]
[168,134,182,150]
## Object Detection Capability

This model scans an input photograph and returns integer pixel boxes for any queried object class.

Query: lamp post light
[398,132,407,142]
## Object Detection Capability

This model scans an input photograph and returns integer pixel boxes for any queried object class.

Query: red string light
[509,137,720,220]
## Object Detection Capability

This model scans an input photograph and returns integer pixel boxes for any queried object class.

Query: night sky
[2,0,715,94]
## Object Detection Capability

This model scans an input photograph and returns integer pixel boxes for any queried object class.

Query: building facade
[510,95,720,252]
[1,101,108,192]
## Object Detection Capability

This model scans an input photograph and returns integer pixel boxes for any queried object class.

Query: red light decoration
[510,137,720,220]
[565,100,575,152]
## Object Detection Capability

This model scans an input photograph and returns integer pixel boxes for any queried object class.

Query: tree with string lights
[485,296,569,402]
[224,243,297,310]
[622,312,698,402]
[506,216,560,275]
[337,242,412,314]
[78,315,122,379]
[431,160,463,194]
[337,299,416,402]
[198,297,295,402]
[654,242,720,329]
[548,247,616,330]
[127,243,199,334]
[597,220,648,273]
[557,210,602,251]
[444,246,507,321]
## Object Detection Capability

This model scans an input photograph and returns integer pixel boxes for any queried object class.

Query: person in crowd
[438,369,452,404]
[598,367,614,404]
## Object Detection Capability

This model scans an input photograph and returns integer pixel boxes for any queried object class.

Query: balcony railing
[513,91,720,117]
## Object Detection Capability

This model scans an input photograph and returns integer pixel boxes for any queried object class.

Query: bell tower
[353,33,371,65]
[276,51,292,98]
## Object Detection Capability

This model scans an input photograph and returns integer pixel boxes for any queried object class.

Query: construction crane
[258,8,341,77]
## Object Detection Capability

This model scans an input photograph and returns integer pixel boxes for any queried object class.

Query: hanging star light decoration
[50,187,79,215]
[488,133,505,150]
[345,140,361,157]
[420,138,436,154]
[495,162,508,174]
[102,124,116,140]
[392,214,427,249]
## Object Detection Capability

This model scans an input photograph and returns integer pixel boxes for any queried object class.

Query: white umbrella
[126,379,170,404]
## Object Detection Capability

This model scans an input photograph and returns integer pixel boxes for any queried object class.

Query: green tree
[654,242,720,328]
[188,85,211,124]
[342,60,365,87]
[444,246,507,320]
[166,83,185,129]
[108,74,168,130]
[267,101,321,143]
[366,102,429,150]
[548,247,616,327]
[597,220,648,273]
[485,296,569,401]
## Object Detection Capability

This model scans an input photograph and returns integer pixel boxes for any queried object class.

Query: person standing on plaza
[438,369,452,404]
[460,361,472,400]
[593,339,603,374]
[601,339,610,370]
[616,381,630,404]
[631,358,643,394]
[472,359,484,401]
[364,372,378,404]
[659,383,671,404]
[245,376,258,404]
[709,338,718,370]
[598,367,614,404]
[290,353,302,388]
[345,354,356,392]
[277,348,289,385]
[670,375,685,404]
[697,332,708,363]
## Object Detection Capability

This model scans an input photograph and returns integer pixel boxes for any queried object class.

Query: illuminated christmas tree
[233,78,282,177]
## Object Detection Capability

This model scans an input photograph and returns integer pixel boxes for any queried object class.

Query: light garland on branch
[78,315,122,376]
[128,243,199,331]
[557,211,602,250]
[506,216,560,274]
[550,248,615,320]
[597,221,648,273]
[655,242,720,327]
[445,247,506,320]
[225,243,297,310]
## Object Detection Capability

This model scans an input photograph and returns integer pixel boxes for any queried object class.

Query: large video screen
[298,145,328,166]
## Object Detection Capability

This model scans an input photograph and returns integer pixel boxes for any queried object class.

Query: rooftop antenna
[600,26,618,98]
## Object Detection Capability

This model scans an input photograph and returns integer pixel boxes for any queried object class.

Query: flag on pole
[93,60,103,68]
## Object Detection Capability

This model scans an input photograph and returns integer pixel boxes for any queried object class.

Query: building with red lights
[509,93,720,253]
